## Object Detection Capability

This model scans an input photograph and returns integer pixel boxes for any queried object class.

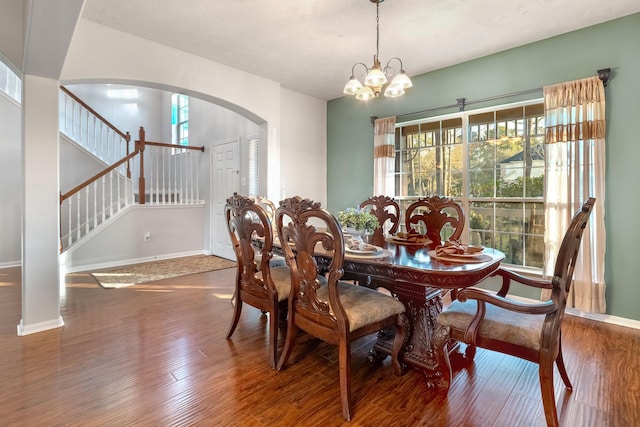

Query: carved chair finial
[279,196,321,214]
[226,193,256,210]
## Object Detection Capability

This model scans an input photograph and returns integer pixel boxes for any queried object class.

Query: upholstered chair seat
[253,265,291,302]
[439,299,545,352]
[317,282,406,332]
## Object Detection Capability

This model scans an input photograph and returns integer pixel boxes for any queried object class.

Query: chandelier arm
[351,62,370,80]
[383,57,404,78]
[385,57,404,70]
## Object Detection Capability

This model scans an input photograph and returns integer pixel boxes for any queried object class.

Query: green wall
[327,13,640,322]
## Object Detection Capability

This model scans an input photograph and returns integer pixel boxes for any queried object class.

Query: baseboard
[0,260,21,269]
[17,316,65,336]
[63,250,207,273]
[565,308,640,330]
[508,293,640,331]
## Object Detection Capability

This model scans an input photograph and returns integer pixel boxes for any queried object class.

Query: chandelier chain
[375,0,380,60]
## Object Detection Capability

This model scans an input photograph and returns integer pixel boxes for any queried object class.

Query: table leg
[370,283,450,389]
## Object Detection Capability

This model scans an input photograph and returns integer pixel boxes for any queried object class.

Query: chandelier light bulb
[355,86,375,101]
[343,76,364,95]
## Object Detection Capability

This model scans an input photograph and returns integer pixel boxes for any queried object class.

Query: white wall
[0,93,22,267]
[59,133,108,191]
[279,88,327,206]
[64,205,207,271]
[190,96,261,195]
[0,0,23,72]
[61,20,281,142]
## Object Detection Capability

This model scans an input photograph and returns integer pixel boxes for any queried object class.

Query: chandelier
[343,0,413,101]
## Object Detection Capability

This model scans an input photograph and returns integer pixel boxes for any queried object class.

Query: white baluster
[180,151,185,204]
[67,199,72,248]
[153,148,158,204]
[94,180,99,229]
[116,170,121,213]
[76,193,82,242]
[109,170,114,217]
[99,176,104,223]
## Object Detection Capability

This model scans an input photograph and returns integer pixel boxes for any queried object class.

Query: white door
[211,139,239,260]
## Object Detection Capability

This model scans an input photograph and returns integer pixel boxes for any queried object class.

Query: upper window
[0,61,21,103]
[395,101,545,270]
[171,94,189,149]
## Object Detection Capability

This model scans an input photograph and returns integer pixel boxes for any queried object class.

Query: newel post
[138,127,146,205]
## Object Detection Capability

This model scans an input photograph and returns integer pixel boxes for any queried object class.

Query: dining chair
[224,193,291,369]
[433,197,596,427]
[253,195,286,269]
[275,196,407,421]
[254,195,277,223]
[405,196,464,247]
[359,195,400,247]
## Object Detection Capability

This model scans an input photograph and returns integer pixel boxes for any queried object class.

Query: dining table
[264,230,505,389]
[314,235,505,389]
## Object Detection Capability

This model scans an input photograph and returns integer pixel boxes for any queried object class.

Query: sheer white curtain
[543,76,606,313]
[373,117,396,196]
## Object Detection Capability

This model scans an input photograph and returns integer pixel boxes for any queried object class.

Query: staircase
[58,86,204,252]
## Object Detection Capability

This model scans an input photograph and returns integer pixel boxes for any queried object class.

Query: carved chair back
[405,196,464,246]
[225,193,289,368]
[254,195,277,227]
[275,196,407,421]
[225,194,277,289]
[275,196,346,330]
[360,195,400,247]
[550,197,596,325]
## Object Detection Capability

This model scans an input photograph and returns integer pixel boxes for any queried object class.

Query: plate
[428,250,492,263]
[346,245,379,254]
[442,248,484,259]
[345,247,392,260]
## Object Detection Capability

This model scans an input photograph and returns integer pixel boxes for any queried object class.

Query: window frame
[394,99,545,272]
[171,93,189,153]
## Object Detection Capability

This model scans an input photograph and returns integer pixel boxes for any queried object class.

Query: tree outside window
[395,101,545,269]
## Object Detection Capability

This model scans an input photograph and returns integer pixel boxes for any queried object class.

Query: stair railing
[59,86,132,177]
[136,127,205,205]
[60,149,138,251]
[60,127,205,251]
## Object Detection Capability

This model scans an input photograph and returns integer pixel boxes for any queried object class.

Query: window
[0,61,21,103]
[247,137,259,196]
[395,100,545,269]
[171,94,189,150]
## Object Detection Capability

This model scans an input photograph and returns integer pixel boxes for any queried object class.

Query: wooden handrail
[60,86,130,141]
[142,140,205,152]
[60,147,140,203]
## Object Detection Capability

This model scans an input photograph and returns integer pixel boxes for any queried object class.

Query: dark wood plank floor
[0,266,638,426]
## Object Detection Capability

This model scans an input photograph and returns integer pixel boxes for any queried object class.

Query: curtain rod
[377,68,611,124]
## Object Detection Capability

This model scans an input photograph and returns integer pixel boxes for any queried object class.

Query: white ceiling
[82,0,640,101]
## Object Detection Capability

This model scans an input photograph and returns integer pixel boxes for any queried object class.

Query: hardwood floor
[0,266,638,426]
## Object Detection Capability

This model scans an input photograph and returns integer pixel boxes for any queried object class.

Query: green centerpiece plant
[337,207,380,233]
